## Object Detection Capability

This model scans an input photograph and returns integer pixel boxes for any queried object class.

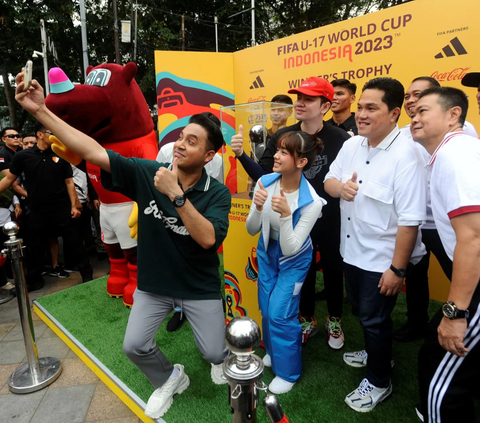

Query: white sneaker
[211,362,228,385]
[144,364,190,419]
[326,316,345,349]
[343,350,368,367]
[263,354,272,367]
[345,378,392,413]
[343,350,395,369]
[268,376,295,394]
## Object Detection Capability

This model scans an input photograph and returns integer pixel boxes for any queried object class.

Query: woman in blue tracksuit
[246,131,326,394]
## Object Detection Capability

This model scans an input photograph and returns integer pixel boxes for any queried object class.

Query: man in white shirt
[395,77,454,343]
[413,87,480,423]
[324,77,427,412]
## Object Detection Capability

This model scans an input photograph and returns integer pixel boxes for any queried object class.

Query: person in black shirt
[0,123,93,291]
[0,127,21,170]
[232,76,350,349]
[327,79,358,136]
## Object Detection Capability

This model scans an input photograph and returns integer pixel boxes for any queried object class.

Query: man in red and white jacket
[412,86,480,423]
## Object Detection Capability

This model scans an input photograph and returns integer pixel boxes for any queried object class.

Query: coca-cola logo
[247,96,266,102]
[431,67,470,82]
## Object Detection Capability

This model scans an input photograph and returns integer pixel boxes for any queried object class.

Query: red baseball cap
[288,77,334,101]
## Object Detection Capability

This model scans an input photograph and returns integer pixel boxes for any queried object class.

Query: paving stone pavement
[0,254,144,423]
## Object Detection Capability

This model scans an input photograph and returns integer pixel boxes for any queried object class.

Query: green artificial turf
[36,258,472,423]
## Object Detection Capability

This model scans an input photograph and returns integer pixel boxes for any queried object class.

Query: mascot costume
[45,62,158,307]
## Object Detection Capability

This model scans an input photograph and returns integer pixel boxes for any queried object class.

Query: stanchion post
[2,221,62,393]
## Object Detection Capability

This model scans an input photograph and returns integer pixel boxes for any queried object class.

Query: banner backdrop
[155,0,480,326]
[234,0,480,130]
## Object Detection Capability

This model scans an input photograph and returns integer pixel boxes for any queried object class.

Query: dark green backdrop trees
[0,0,413,131]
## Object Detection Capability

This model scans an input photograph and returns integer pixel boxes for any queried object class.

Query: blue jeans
[344,263,398,388]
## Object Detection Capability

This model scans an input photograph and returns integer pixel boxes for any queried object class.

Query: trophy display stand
[224,317,290,423]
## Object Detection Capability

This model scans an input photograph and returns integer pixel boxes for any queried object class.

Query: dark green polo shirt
[102,150,231,300]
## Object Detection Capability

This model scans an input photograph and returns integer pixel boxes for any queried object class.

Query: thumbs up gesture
[341,171,359,202]
[231,125,244,157]
[272,187,291,218]
[154,157,183,199]
[253,180,268,211]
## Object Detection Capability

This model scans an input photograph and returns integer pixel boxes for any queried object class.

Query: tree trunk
[2,70,17,128]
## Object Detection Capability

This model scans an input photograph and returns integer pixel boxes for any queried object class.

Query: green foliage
[0,0,414,129]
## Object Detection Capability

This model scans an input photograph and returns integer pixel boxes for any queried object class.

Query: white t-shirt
[156,142,224,183]
[246,177,325,257]
[400,124,435,230]
[325,126,427,272]
[428,131,480,260]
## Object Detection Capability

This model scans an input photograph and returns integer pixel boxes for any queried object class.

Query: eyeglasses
[4,134,21,139]
[41,131,54,136]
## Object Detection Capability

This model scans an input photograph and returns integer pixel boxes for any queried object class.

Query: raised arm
[15,74,110,172]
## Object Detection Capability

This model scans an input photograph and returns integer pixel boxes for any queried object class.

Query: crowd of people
[7,67,480,423]
[0,122,105,295]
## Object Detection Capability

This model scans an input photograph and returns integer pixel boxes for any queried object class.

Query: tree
[0,0,414,129]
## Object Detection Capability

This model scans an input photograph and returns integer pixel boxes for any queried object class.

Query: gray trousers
[123,289,228,389]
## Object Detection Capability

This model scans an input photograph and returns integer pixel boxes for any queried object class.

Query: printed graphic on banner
[277,14,411,73]
[224,270,248,324]
[434,37,468,59]
[249,76,265,90]
[156,72,235,147]
[245,247,258,282]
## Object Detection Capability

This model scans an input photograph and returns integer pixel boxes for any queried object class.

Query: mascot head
[45,62,153,144]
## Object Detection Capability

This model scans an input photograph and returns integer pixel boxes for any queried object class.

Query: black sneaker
[41,265,53,276]
[82,273,94,283]
[27,279,45,292]
[167,311,186,332]
[49,266,70,279]
[64,266,80,273]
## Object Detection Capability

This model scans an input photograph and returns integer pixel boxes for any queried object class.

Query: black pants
[300,212,344,318]
[405,229,452,324]
[345,263,397,387]
[64,202,96,267]
[418,283,480,422]
[26,207,92,285]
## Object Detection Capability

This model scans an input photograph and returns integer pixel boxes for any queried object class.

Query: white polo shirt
[325,126,427,272]
[428,131,480,261]
[400,125,436,230]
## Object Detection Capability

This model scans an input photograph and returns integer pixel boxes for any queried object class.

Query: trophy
[224,317,290,423]
[249,124,267,163]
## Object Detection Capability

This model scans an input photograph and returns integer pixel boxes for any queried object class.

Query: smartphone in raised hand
[23,60,33,92]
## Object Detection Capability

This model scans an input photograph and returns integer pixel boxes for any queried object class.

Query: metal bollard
[2,222,62,393]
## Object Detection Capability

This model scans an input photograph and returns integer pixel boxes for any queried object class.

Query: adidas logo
[435,37,467,59]
[249,76,265,90]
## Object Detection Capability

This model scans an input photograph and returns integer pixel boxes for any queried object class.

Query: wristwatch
[172,194,186,207]
[390,264,406,278]
[442,301,469,320]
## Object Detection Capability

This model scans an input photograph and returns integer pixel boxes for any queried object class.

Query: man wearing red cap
[232,76,350,350]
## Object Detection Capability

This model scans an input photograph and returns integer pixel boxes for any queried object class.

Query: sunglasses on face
[4,134,21,139]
